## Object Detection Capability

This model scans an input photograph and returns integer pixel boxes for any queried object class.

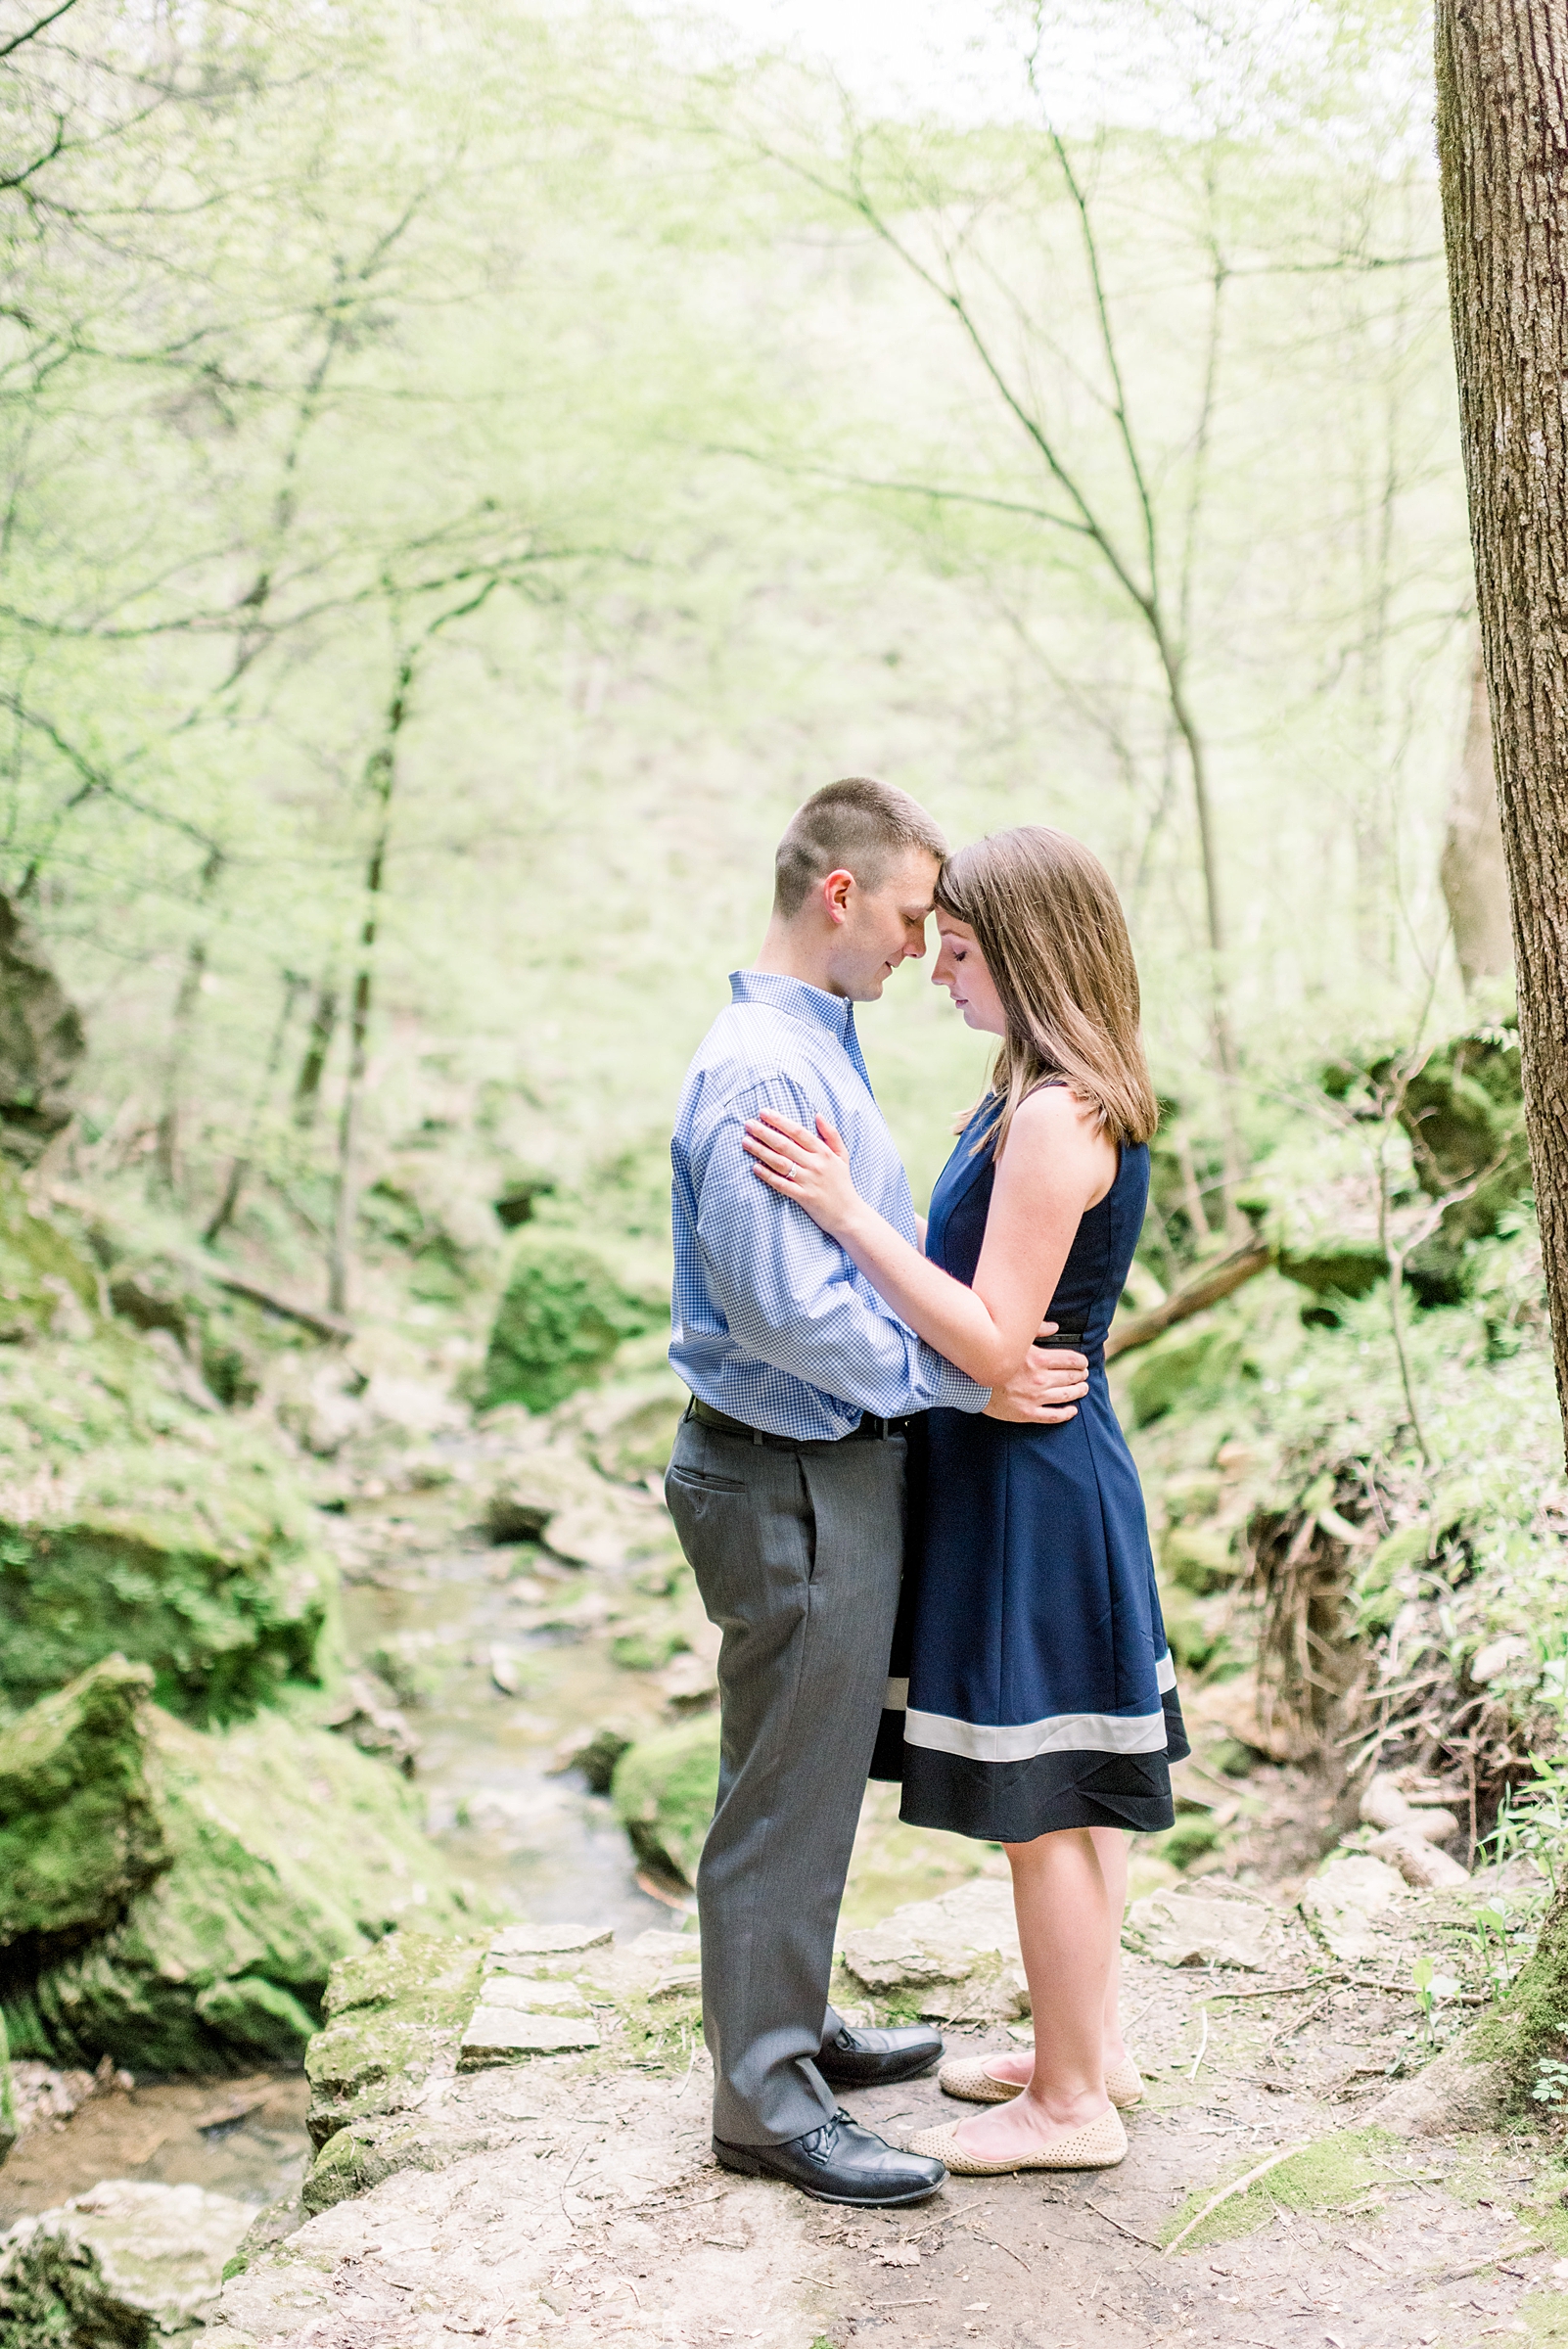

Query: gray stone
[488,1920,613,1958]
[476,1974,592,2014]
[1299,1854,1407,1961]
[0,2178,250,2338]
[838,1879,1030,2020]
[1367,1827,1469,1889]
[1121,1887,1284,1971]
[459,2006,601,2062]
[1370,2038,1511,2134]
[649,1966,703,2002]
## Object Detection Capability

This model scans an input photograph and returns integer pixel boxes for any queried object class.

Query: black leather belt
[685,1395,911,1448]
[1035,1327,1086,1349]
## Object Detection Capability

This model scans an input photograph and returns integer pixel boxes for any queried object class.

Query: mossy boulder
[482,1231,659,1412]
[1125,1325,1252,1427]
[1275,1238,1388,1302]
[1161,1523,1238,1595]
[1,1672,486,2074]
[0,2178,250,2345]
[0,897,85,1168]
[303,1930,488,2188]
[0,1656,167,1968]
[611,1715,720,1886]
[0,1323,335,1721]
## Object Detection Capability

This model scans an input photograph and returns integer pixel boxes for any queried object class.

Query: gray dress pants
[664,1411,905,2146]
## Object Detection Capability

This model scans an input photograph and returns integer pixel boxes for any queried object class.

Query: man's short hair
[772,778,947,918]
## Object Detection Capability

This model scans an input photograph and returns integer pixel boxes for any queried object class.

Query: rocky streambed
[91,1859,1568,2348]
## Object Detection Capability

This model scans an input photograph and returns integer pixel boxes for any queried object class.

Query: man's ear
[820,868,855,926]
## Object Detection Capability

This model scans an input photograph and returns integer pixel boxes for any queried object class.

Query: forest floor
[204,1935,1568,2349]
[15,1388,1568,2347]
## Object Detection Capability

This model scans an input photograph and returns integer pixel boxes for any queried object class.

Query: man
[666,778,1089,2206]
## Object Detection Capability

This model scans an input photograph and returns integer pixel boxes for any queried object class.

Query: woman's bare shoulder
[1007,1082,1102,1143]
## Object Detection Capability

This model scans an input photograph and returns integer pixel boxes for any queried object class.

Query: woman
[741,823,1185,2177]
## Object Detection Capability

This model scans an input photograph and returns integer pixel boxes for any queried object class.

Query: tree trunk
[1436,0,1568,1451]
[1440,641,1513,990]
[152,935,206,1195]
[292,976,338,1128]
[205,970,305,1245]
[327,647,413,1317]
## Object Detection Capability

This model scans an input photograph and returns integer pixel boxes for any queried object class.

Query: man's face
[824,848,942,1001]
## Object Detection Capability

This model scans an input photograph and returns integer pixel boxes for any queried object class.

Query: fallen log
[1105,1241,1271,1361]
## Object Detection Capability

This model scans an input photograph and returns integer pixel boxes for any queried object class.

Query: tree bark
[1440,640,1513,990]
[292,976,338,1128]
[1436,0,1568,1439]
[327,646,413,1318]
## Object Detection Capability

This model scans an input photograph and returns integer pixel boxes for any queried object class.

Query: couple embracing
[664,778,1186,2207]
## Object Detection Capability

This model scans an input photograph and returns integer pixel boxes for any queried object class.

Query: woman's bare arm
[742,1088,1116,1388]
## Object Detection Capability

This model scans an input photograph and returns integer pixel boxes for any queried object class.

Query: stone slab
[475,1974,591,2013]
[459,2007,601,2063]
[488,1921,614,1959]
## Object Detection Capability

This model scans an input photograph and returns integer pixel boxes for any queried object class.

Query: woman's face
[933,912,1007,1036]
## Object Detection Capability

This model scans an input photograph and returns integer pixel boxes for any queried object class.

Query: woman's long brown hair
[935,825,1159,1156]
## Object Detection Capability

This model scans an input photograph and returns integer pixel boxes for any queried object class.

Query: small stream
[0,1475,684,2230]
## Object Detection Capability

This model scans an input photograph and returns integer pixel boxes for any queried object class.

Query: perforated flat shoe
[715,2108,945,2205]
[940,2054,1143,2108]
[906,2107,1127,2175]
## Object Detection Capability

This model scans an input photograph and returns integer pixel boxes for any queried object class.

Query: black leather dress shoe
[816,2021,945,2088]
[714,2108,945,2205]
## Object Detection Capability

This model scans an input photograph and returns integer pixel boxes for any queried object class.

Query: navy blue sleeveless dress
[872,1098,1187,1841]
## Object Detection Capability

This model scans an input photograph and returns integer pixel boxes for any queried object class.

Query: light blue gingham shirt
[669,969,991,1440]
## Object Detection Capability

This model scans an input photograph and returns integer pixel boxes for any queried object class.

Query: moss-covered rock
[0,2178,250,2345]
[1125,1325,1252,1427]
[1161,1523,1238,1595]
[2,1696,485,2075]
[302,1930,489,2205]
[482,1232,659,1412]
[0,1657,167,1967]
[611,1716,720,1886]
[0,1325,335,1721]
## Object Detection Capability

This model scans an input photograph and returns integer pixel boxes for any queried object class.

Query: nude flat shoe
[940,2054,1143,2109]
[906,2106,1128,2176]
[1105,2056,1143,2108]
[938,2056,1023,2104]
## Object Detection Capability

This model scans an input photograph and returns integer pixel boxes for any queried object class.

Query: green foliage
[611,1715,721,1886]
[482,1232,660,1412]
[1158,1817,1222,1869]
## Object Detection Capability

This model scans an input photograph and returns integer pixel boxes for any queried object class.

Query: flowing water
[0,1479,682,2230]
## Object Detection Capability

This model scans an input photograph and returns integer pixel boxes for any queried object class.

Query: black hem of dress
[870,1689,1190,1842]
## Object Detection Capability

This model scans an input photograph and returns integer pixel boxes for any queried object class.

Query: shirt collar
[728,968,871,1091]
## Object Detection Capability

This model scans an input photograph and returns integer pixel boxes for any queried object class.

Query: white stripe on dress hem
[902,1705,1171,1763]
[1156,1649,1176,1692]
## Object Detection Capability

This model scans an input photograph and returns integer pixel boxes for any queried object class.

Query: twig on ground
[1205,1977,1347,2002]
[1188,2008,1210,2080]
[1164,2143,1312,2256]
[1083,2198,1162,2250]
[1433,2236,1542,2281]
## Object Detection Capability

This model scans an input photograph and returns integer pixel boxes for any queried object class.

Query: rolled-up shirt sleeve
[690,1076,990,1418]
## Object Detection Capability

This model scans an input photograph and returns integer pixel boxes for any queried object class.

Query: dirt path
[205,1931,1568,2349]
